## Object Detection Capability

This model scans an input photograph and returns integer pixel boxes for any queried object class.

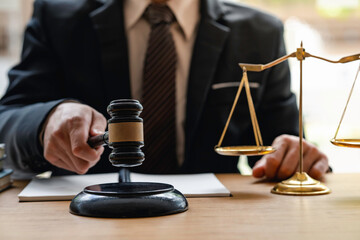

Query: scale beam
[238,52,296,72]
[239,49,360,73]
[306,52,360,64]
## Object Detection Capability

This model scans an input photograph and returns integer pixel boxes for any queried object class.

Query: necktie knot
[144,4,175,26]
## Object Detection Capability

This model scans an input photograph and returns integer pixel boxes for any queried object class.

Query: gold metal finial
[301,41,303,48]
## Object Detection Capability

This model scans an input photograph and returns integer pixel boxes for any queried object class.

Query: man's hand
[252,134,329,180]
[43,102,107,174]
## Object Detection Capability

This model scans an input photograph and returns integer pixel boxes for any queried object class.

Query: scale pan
[330,138,360,148]
[215,146,275,156]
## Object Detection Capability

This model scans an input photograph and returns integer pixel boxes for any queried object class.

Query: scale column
[296,43,306,173]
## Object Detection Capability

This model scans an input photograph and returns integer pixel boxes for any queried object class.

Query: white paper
[18,172,230,201]
[18,173,118,201]
[130,172,230,197]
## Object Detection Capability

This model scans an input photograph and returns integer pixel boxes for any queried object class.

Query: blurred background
[0,0,360,173]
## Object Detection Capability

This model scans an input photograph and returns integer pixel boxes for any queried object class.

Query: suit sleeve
[0,0,70,174]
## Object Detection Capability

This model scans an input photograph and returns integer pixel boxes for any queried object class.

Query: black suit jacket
[0,0,299,176]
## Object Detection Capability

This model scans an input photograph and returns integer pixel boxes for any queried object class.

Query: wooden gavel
[87,99,144,167]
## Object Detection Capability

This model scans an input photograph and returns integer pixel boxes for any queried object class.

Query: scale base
[271,172,331,196]
[70,182,188,218]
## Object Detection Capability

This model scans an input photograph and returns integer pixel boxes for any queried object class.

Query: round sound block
[69,182,188,218]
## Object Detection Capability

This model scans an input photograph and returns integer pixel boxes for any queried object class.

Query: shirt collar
[124,0,149,31]
[124,0,199,41]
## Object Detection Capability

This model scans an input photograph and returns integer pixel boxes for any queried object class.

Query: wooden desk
[1,173,360,240]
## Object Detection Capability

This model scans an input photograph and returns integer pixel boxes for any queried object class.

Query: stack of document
[18,172,231,201]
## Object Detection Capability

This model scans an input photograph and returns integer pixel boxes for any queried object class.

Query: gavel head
[106,99,144,167]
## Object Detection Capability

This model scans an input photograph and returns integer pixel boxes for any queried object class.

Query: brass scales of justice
[214,42,360,195]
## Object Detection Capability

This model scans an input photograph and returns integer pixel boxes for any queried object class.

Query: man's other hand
[252,134,329,180]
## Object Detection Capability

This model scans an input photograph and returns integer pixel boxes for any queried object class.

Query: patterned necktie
[137,3,178,174]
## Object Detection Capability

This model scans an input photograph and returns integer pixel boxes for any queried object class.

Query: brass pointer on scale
[215,42,360,195]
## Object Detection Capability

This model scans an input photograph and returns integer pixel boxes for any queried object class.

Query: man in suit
[0,0,329,179]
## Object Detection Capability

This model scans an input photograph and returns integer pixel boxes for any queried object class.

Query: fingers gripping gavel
[87,99,145,167]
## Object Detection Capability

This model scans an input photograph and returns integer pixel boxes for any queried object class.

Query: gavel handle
[87,132,109,148]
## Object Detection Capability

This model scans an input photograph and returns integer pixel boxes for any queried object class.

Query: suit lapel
[90,0,131,102]
[185,0,230,151]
